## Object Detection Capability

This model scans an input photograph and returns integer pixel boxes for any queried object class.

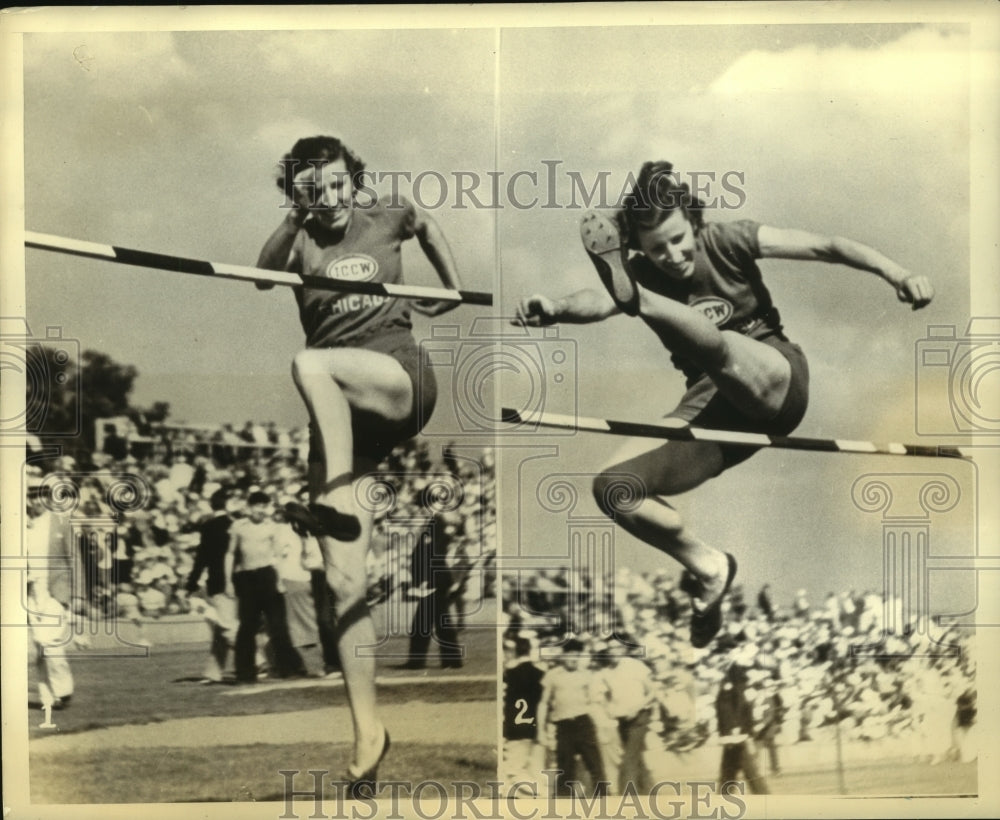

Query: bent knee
[591,470,647,520]
[718,333,792,413]
[291,349,330,385]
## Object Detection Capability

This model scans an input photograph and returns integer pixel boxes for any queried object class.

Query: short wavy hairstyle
[620,160,706,248]
[274,135,367,199]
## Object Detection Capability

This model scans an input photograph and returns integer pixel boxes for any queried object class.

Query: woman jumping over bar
[515,161,933,649]
[256,135,463,797]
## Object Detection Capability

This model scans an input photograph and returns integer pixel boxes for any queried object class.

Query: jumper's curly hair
[620,160,706,248]
[274,135,367,199]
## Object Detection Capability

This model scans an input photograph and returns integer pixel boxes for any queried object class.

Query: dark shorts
[667,336,809,469]
[308,332,438,464]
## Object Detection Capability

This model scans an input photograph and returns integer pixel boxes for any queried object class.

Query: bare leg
[592,293,794,622]
[293,348,412,773]
[315,467,384,773]
[593,437,730,594]
[638,291,791,419]
[292,348,411,517]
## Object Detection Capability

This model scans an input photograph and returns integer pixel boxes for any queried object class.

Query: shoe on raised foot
[284,501,361,541]
[580,210,640,316]
[283,502,325,537]
[684,553,738,649]
[309,502,362,541]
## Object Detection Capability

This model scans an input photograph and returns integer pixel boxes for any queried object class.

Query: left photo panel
[13,27,498,805]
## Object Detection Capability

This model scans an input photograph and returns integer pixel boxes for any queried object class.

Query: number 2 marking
[514,698,535,725]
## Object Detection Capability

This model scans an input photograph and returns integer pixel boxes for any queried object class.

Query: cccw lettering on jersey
[689,296,733,326]
[325,253,379,282]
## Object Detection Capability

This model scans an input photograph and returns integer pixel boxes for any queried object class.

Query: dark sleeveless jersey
[290,197,417,348]
[629,219,788,384]
[504,661,545,741]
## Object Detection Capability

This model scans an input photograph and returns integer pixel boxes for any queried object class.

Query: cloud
[252,118,333,165]
[709,27,967,106]
[250,29,494,99]
[496,24,972,451]
[24,31,191,93]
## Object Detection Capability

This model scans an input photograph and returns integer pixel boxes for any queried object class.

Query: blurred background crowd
[24,419,497,626]
[502,564,978,790]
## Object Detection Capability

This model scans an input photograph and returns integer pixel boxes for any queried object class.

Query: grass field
[31,742,496,804]
[761,759,977,796]
[25,624,977,805]
[28,648,494,736]
[28,626,498,804]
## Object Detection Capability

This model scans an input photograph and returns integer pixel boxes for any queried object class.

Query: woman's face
[292,157,353,232]
[636,208,696,280]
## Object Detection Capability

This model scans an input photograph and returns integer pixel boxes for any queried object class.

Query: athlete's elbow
[821,236,855,264]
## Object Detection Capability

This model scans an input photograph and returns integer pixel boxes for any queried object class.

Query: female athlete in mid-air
[515,161,933,648]
[257,135,463,796]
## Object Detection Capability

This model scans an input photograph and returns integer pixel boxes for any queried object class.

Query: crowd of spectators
[25,421,496,627]
[502,564,977,763]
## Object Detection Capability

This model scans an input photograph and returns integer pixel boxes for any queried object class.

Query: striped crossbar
[500,408,972,460]
[25,231,493,306]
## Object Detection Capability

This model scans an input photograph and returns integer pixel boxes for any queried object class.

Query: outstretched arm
[513,288,621,327]
[757,225,934,309]
[411,205,463,317]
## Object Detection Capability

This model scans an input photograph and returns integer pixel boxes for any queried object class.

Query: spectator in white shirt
[230,492,307,683]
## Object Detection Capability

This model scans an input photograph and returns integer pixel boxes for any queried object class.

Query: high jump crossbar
[500,408,973,460]
[25,231,493,306]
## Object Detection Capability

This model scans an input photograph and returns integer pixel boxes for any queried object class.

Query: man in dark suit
[503,637,546,789]
[716,662,768,794]
[401,514,463,669]
[185,488,235,682]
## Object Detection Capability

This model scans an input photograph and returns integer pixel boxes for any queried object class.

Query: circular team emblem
[325,253,379,282]
[689,296,734,326]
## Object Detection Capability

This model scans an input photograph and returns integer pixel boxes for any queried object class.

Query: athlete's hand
[412,299,458,317]
[894,273,934,310]
[513,294,559,327]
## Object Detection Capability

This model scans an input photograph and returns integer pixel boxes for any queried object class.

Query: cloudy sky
[492,22,982,614]
[15,12,994,611]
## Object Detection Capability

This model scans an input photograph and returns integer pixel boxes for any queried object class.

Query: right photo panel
[497,21,982,805]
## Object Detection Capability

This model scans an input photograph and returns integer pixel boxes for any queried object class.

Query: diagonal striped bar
[500,407,972,460]
[25,230,493,306]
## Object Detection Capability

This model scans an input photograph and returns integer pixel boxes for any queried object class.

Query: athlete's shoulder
[700,218,762,262]
[357,189,417,238]
[701,218,761,243]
